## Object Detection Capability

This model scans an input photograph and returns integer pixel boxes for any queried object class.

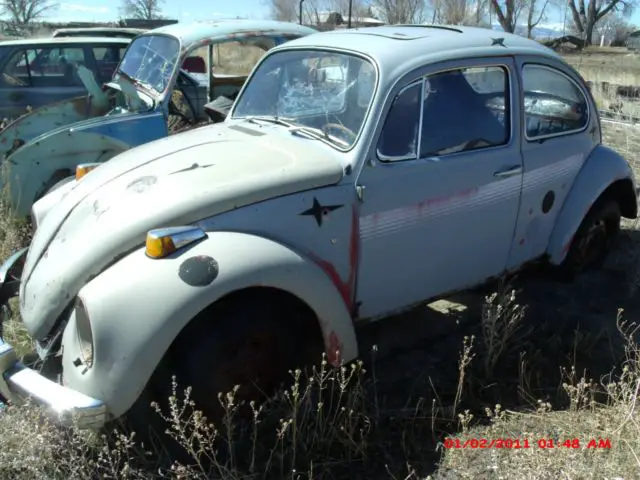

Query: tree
[0,0,57,25]
[120,0,165,20]
[368,0,427,23]
[526,0,551,38]
[489,0,525,33]
[568,0,636,45]
[434,0,490,25]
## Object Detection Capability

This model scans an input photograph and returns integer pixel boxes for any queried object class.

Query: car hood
[19,122,345,339]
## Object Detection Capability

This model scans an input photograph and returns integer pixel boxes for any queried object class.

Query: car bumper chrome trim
[0,340,106,428]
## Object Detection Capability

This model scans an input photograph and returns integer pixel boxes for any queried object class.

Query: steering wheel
[322,122,357,145]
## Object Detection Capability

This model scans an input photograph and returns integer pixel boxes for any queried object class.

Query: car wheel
[558,196,621,278]
[33,170,73,202]
[121,292,324,463]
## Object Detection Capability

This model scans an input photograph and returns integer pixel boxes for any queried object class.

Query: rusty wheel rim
[575,219,608,268]
[213,329,285,403]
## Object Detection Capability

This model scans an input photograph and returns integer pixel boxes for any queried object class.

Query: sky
[20,0,640,31]
[44,0,271,24]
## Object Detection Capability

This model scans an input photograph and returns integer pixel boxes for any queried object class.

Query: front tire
[121,292,324,462]
[557,196,621,279]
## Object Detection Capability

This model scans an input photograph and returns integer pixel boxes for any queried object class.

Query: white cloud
[60,3,109,14]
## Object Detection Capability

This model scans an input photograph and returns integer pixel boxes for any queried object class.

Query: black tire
[33,170,73,203]
[557,196,621,279]
[120,292,324,465]
[43,175,74,195]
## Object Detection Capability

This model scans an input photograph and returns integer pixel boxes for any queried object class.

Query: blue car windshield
[117,34,180,94]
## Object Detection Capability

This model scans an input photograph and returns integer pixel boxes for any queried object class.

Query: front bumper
[0,248,107,429]
[0,340,106,428]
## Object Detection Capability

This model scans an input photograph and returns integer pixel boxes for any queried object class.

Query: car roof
[277,24,564,72]
[52,27,146,38]
[144,19,317,51]
[0,36,132,47]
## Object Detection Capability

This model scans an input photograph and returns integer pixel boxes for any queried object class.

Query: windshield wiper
[244,115,295,127]
[289,125,350,148]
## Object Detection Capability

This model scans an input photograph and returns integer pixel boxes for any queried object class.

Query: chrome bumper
[0,339,107,429]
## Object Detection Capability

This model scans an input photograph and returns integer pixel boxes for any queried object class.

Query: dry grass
[2,47,640,479]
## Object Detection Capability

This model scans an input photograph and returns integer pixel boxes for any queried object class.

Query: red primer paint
[314,207,359,312]
[310,207,360,366]
[418,187,479,211]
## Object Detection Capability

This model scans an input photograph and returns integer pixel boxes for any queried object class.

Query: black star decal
[491,37,506,47]
[300,197,343,227]
[170,163,214,175]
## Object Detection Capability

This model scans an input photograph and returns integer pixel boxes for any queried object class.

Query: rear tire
[556,196,621,280]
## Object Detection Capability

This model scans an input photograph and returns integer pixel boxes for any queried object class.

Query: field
[2,46,640,479]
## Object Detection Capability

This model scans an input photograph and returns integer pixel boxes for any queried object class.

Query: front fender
[3,130,131,218]
[547,144,637,264]
[61,231,358,420]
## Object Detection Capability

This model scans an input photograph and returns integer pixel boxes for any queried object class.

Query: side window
[419,66,510,157]
[1,49,32,87]
[522,64,589,139]
[377,81,422,161]
[212,37,276,77]
[13,47,86,87]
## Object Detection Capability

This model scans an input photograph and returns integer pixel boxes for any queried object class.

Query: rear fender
[61,231,358,419]
[547,144,638,264]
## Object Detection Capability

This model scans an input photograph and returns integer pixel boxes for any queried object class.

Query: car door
[355,56,524,320]
[0,43,88,117]
[505,56,598,270]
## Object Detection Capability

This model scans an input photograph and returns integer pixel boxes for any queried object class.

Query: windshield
[117,34,180,95]
[231,49,376,150]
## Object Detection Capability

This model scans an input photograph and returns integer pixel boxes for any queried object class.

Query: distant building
[312,11,385,29]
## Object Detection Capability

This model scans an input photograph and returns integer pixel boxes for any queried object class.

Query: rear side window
[522,64,589,139]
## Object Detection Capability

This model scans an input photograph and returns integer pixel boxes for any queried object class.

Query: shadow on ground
[355,224,640,476]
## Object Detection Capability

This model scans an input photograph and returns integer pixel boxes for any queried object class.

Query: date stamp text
[443,437,612,449]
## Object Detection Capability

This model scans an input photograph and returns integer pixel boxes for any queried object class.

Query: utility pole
[347,0,353,28]
[299,0,305,24]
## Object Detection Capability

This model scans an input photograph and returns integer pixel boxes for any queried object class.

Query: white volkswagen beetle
[0,25,638,442]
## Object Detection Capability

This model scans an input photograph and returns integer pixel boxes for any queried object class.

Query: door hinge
[356,184,366,202]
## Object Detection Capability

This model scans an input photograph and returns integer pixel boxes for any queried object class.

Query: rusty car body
[1,25,637,438]
[0,20,316,217]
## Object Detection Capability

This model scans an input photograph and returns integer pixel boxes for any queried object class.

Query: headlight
[75,163,101,181]
[145,226,207,259]
[75,297,94,368]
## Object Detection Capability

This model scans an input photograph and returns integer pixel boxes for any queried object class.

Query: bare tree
[526,0,551,38]
[121,0,165,20]
[268,0,328,24]
[268,0,299,22]
[568,0,636,45]
[435,0,489,25]
[489,0,525,33]
[0,0,56,25]
[368,0,428,24]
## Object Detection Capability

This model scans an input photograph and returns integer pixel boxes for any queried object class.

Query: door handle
[494,165,522,178]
